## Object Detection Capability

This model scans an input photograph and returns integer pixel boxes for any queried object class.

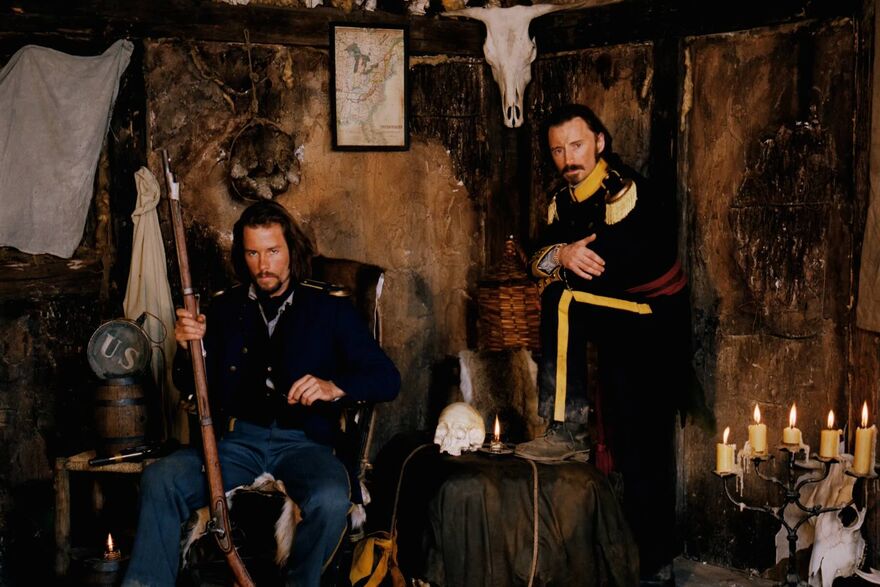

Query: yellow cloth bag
[350,531,405,587]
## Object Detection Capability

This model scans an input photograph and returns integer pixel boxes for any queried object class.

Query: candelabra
[715,445,876,587]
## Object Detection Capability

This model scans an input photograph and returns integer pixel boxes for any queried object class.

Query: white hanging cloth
[0,40,132,257]
[123,167,184,442]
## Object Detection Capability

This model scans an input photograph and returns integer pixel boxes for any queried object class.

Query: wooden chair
[181,257,388,587]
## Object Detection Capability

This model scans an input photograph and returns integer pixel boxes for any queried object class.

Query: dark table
[368,435,639,587]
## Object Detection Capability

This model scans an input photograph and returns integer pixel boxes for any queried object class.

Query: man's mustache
[257,272,279,279]
[562,165,585,174]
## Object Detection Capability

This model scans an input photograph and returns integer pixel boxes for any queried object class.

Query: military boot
[514,422,590,462]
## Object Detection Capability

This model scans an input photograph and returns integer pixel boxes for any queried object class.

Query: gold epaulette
[300,278,351,297]
[547,196,558,224]
[605,179,637,225]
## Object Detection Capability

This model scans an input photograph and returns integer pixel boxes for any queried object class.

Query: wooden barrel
[94,377,147,457]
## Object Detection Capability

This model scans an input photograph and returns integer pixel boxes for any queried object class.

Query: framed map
[330,23,409,150]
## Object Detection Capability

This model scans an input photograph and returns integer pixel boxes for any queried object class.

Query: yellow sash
[553,289,652,421]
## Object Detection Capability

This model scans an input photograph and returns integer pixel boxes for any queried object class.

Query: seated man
[123,200,401,587]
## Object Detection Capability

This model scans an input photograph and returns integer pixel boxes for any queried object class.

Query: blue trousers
[122,420,350,587]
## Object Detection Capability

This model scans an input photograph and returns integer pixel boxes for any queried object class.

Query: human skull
[434,402,485,456]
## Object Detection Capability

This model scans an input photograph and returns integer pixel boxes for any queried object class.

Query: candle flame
[106,533,115,552]
[789,404,797,428]
[862,401,869,428]
[493,415,500,441]
[827,410,834,429]
[722,426,730,444]
[753,404,761,424]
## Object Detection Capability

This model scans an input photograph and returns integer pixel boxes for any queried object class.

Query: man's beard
[562,164,585,184]
[255,272,286,295]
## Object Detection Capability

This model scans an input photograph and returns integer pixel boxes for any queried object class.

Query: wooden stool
[54,450,156,577]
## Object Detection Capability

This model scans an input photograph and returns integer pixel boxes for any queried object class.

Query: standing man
[515,104,695,585]
[123,200,401,587]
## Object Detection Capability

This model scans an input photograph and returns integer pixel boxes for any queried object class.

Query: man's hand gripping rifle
[162,151,255,587]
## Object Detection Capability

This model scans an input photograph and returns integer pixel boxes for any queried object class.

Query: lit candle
[748,404,767,454]
[782,404,802,445]
[490,415,503,452]
[852,402,877,475]
[104,533,121,561]
[716,426,736,473]
[819,410,841,459]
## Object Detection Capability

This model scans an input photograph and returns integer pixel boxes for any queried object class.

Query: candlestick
[716,426,736,473]
[716,445,866,587]
[782,404,802,445]
[818,410,840,459]
[748,404,767,454]
[853,402,877,475]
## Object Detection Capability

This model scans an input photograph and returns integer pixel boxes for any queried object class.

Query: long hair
[231,201,314,285]
[542,103,630,172]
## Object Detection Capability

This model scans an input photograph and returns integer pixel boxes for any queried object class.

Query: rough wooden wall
[144,40,497,456]
[680,19,858,570]
[526,44,655,243]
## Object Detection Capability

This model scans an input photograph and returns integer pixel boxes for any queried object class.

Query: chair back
[311,256,386,506]
[311,256,385,340]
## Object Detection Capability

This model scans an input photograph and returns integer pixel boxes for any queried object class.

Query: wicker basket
[477,238,541,352]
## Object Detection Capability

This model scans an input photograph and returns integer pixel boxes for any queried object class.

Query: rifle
[162,150,255,587]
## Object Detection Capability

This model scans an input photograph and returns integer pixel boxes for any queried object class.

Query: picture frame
[329,23,409,151]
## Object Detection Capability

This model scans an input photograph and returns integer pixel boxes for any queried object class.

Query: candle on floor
[853,402,877,475]
[782,404,802,445]
[818,410,841,459]
[716,426,736,473]
[748,404,767,454]
[104,533,121,561]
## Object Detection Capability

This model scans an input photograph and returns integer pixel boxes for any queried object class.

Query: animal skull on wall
[446,0,620,128]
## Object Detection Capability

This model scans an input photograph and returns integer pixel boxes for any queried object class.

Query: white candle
[853,402,877,475]
[819,410,840,459]
[716,426,736,473]
[782,404,802,445]
[748,404,767,454]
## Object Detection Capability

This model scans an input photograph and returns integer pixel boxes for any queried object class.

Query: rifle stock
[162,150,255,587]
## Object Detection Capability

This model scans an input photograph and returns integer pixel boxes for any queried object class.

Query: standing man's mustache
[562,165,584,174]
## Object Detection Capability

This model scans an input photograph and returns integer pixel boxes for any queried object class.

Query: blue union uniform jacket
[177,282,401,446]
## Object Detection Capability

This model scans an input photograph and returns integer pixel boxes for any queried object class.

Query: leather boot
[514,422,590,462]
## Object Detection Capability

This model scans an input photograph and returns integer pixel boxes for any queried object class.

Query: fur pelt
[457,349,545,441]
[181,472,302,569]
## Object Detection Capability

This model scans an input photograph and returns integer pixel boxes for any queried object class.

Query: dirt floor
[674,556,878,586]
[674,556,781,586]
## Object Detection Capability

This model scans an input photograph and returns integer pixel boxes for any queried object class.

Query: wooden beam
[3,0,486,55]
[2,0,860,58]
[533,0,860,52]
[0,254,103,299]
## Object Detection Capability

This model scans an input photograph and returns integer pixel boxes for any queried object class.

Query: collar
[248,283,295,334]
[247,282,295,304]
[570,158,608,203]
